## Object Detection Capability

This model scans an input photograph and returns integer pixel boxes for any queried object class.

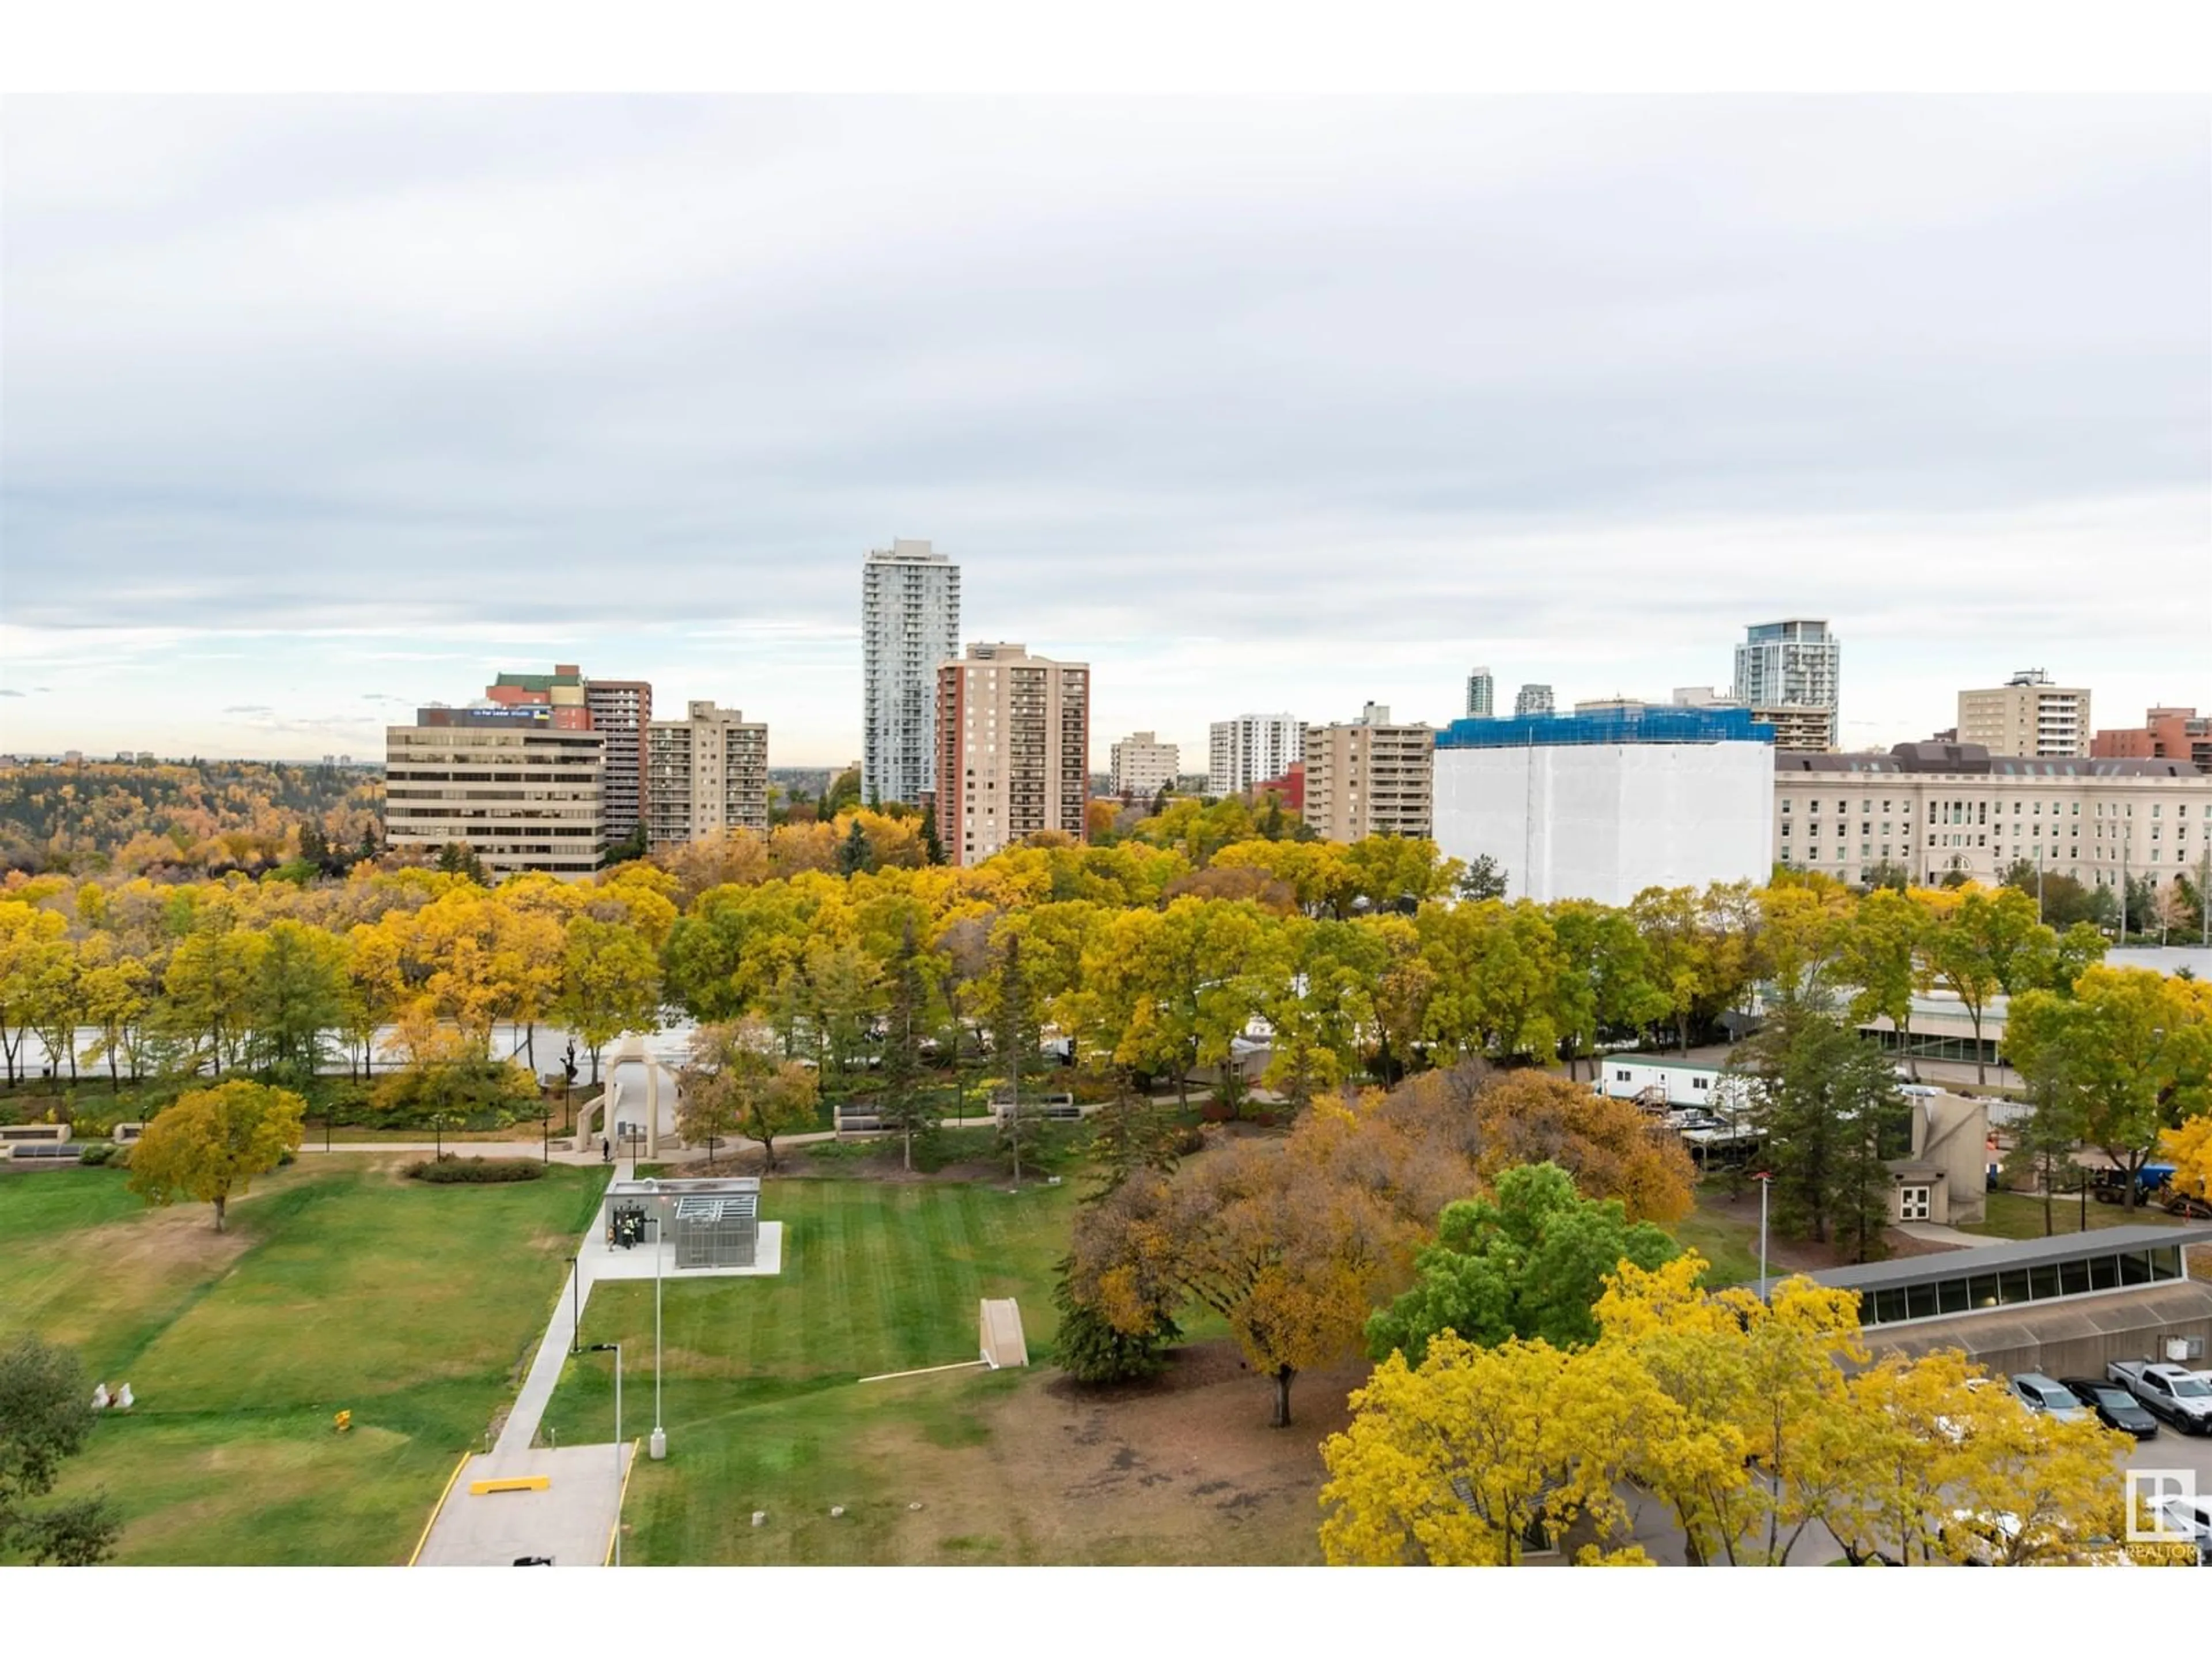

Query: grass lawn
[1959,1189,2187,1241]
[539,1179,1075,1563]
[539,1176,1328,1566]
[0,1157,608,1564]
[1672,1203,1764,1287]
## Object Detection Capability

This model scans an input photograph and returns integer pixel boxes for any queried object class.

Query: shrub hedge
[404,1156,546,1184]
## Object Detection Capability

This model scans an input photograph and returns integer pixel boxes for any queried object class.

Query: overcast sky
[2,96,2206,767]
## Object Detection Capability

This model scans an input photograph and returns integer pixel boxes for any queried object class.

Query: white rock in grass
[751,1511,767,1528]
[830,1505,846,1518]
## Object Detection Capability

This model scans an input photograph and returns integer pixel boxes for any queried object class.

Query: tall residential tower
[935,643,1090,866]
[1208,713,1305,798]
[1732,619,1840,751]
[862,540,961,806]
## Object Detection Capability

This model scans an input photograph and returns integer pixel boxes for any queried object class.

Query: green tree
[1050,1265,1181,1385]
[822,766,862,817]
[677,1017,819,1171]
[0,1335,121,1566]
[1416,899,1563,1063]
[436,841,490,884]
[555,917,664,1085]
[1455,853,1509,903]
[992,929,1041,1185]
[1922,887,2055,1084]
[245,918,347,1086]
[2006,967,2212,1210]
[1365,1162,1681,1365]
[1734,1000,1906,1258]
[918,802,945,866]
[1837,887,1927,1080]
[837,817,874,877]
[878,919,937,1172]
[160,926,267,1075]
[126,1079,306,1232]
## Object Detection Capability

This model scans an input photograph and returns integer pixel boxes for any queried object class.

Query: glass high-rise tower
[862,539,961,806]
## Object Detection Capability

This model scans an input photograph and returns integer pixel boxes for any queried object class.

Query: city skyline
[3,97,2207,764]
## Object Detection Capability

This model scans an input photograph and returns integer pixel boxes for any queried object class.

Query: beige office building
[935,643,1090,867]
[384,710,605,878]
[1302,703,1435,842]
[1957,671,2091,759]
[1109,731,1179,798]
[1774,743,2210,893]
[646,702,769,844]
[1671,686,1830,752]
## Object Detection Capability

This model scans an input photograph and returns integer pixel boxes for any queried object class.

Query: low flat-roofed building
[1755,1225,2212,1378]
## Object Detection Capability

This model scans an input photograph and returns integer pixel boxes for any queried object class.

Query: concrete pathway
[414,1156,790,1565]
[1893,1221,1987,1249]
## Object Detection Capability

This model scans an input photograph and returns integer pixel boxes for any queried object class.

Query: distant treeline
[0,760,383,877]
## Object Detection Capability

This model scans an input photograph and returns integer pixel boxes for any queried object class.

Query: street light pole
[1755,1171,1773,1301]
[589,1343,623,1566]
[650,1214,666,1461]
[567,1256,581,1355]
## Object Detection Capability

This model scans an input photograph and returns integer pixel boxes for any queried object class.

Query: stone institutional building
[935,643,1090,867]
[645,701,769,845]
[861,539,960,808]
[1773,741,2212,893]
[384,706,605,878]
[1108,731,1179,798]
[1208,712,1305,798]
[1957,669,2091,760]
[1302,703,1434,843]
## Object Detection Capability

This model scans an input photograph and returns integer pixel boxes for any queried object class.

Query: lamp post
[588,1343,623,1566]
[649,1213,666,1461]
[1754,1171,1773,1300]
[567,1256,581,1355]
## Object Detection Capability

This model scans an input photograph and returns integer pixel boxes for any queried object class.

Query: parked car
[2009,1373,2094,1425]
[2147,1495,2212,1566]
[2058,1377,2161,1438]
[2106,1361,2212,1434]
[1940,1508,2135,1567]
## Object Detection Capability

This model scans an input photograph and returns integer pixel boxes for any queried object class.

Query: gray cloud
[1,96,2206,755]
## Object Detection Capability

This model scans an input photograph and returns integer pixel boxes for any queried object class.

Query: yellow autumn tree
[1320,1332,1654,1566]
[127,1079,305,1232]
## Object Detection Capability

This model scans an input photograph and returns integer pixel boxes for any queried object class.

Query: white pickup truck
[2107,1361,2212,1435]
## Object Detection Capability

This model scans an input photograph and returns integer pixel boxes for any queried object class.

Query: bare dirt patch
[75,1202,257,1279]
[850,1339,1359,1564]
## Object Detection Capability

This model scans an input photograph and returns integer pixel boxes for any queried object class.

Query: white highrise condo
[862,539,961,806]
